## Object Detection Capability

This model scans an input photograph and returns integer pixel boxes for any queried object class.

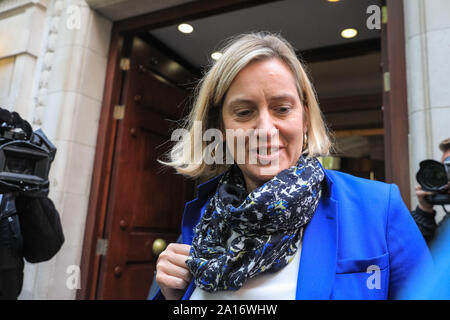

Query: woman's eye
[236,110,251,117]
[276,106,291,114]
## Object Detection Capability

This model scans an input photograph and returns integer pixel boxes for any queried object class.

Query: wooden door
[381,0,411,205]
[96,36,194,299]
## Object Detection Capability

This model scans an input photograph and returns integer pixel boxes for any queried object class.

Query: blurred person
[150,32,432,300]
[400,215,450,299]
[411,138,450,245]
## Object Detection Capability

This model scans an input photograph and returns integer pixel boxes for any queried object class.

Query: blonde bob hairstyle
[160,32,332,179]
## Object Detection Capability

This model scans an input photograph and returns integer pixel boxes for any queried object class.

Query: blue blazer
[152,169,433,300]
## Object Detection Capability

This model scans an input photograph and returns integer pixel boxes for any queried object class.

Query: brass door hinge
[119,57,130,71]
[384,72,391,92]
[96,238,108,256]
[113,104,125,120]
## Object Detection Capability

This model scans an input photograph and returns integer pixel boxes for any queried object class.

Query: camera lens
[417,160,448,191]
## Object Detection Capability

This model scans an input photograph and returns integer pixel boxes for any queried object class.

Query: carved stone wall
[404,0,450,222]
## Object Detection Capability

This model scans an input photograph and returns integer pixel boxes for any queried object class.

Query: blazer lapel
[181,175,222,300]
[296,172,338,300]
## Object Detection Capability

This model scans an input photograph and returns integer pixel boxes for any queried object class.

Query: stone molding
[0,0,47,15]
[32,0,63,125]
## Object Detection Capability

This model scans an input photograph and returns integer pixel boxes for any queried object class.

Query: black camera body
[416,157,450,205]
[0,125,56,196]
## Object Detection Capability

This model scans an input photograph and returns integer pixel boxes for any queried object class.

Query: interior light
[327,0,340,2]
[178,23,193,34]
[341,28,358,39]
[211,52,223,60]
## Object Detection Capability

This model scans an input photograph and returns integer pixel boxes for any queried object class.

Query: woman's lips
[256,149,281,161]
[249,146,283,162]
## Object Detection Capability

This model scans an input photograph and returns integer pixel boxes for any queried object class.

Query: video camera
[416,157,450,206]
[0,108,56,196]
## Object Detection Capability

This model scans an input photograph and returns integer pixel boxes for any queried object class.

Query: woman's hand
[415,184,435,213]
[155,243,192,300]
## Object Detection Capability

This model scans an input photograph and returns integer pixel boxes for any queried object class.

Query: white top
[190,229,303,300]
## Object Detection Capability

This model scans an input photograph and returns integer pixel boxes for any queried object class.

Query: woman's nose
[254,110,278,143]
[255,110,278,137]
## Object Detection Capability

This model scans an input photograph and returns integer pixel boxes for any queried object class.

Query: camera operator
[0,107,64,300]
[412,138,450,245]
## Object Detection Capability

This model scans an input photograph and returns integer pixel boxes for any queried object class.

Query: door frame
[77,0,410,300]
[381,0,410,206]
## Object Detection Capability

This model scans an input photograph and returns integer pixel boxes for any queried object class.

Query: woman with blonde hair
[152,32,431,300]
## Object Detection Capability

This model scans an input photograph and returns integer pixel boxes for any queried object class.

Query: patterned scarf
[186,156,325,293]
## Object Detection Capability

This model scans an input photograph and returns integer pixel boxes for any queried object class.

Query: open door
[95,35,194,299]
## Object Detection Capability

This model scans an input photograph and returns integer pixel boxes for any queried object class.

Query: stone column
[27,0,112,299]
[404,0,450,222]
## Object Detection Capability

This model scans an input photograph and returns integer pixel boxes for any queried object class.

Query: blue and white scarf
[186,156,325,292]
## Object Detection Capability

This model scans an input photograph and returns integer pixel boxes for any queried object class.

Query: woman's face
[222,58,306,191]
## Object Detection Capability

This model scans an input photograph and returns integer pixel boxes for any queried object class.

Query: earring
[303,132,308,151]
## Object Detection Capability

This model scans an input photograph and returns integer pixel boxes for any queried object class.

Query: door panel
[96,36,194,299]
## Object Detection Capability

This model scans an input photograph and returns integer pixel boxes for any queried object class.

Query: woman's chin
[245,162,289,184]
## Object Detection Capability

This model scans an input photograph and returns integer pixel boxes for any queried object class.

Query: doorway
[79,0,409,299]
[93,35,197,299]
